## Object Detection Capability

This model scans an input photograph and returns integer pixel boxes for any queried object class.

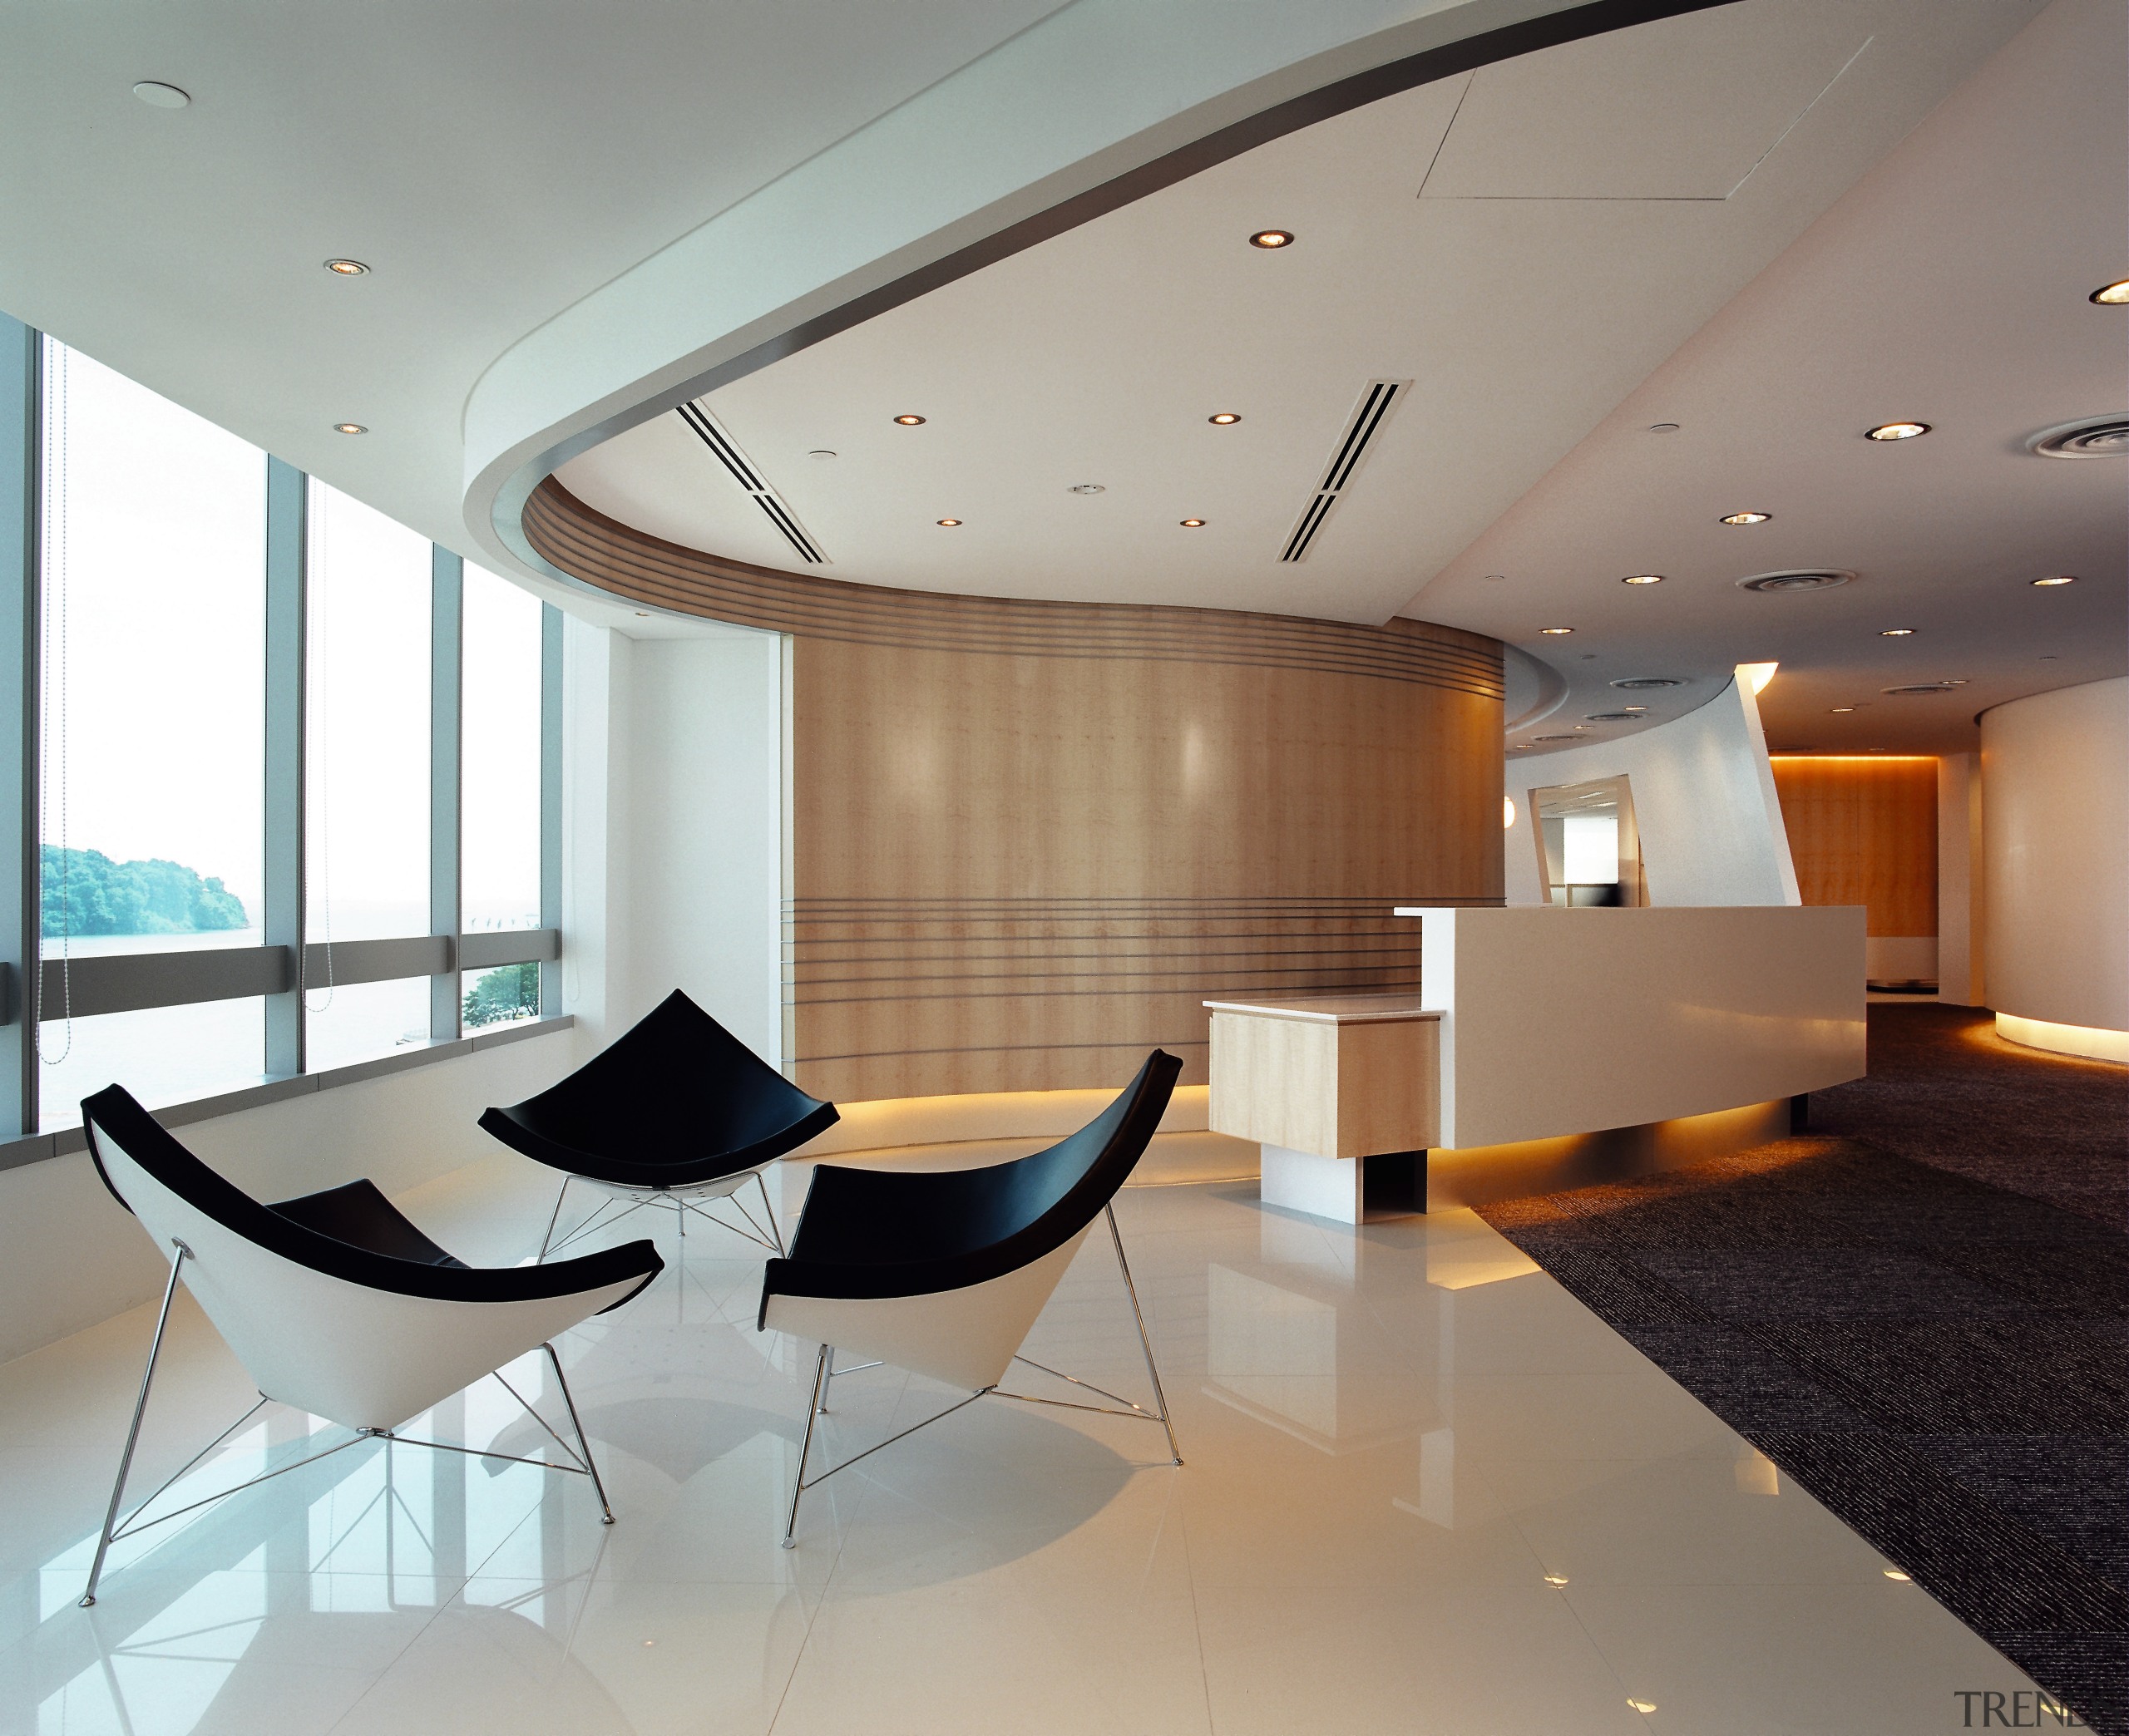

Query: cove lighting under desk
[1208,905,1866,1222]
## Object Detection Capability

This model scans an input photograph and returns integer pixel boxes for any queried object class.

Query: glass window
[37,341,265,961]
[304,976,432,1074]
[461,566,542,934]
[305,481,430,946]
[37,1000,266,1132]
[462,961,540,1031]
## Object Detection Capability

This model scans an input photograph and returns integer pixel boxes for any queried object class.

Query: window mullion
[431,548,463,1042]
[263,457,306,1078]
[539,603,562,1018]
[0,317,35,1137]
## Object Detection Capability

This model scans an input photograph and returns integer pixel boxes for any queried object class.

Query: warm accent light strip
[1994,1013,2129,1064]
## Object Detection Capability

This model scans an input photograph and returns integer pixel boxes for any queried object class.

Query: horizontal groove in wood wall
[526,481,1501,696]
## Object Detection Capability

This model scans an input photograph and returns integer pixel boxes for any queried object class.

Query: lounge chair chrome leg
[82,1243,188,1605]
[544,1343,614,1525]
[753,1170,786,1255]
[1106,1205,1181,1466]
[784,1344,830,1548]
[815,1346,834,1413]
[536,1176,571,1264]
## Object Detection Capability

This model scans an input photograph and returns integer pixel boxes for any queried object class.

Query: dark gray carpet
[1475,1007,2129,1731]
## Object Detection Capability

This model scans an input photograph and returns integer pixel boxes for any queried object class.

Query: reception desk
[1209,905,1865,1220]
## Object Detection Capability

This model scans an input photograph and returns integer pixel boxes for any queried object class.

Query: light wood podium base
[1259,1145,1426,1225]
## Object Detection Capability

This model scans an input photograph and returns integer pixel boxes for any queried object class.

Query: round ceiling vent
[1881,681,1967,695]
[1610,676,1686,689]
[1584,711,1647,722]
[1530,733,1581,742]
[2028,414,2129,458]
[1068,483,1107,495]
[1736,569,1854,594]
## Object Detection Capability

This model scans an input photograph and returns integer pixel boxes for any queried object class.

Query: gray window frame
[0,315,565,1165]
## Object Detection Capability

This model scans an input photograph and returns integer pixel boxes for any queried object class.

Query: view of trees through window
[17,335,555,1132]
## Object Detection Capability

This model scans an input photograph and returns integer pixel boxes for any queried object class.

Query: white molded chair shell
[758,1051,1182,1390]
[83,1087,662,1434]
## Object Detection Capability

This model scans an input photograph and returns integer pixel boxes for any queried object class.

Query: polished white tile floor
[0,1173,2045,1734]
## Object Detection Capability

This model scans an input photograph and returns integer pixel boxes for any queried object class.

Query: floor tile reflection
[0,1183,2053,1734]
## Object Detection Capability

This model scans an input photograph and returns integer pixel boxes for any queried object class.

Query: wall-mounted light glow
[1621,574,1664,585]
[894,414,926,426]
[935,517,961,526]
[2090,279,2129,306]
[1249,230,1294,249]
[1719,511,1771,525]
[1502,796,1517,830]
[1540,626,1574,635]
[1880,628,1915,636]
[331,422,366,435]
[2032,575,2076,586]
[1865,422,1930,441]
[1208,412,1242,426]
[1736,661,1778,695]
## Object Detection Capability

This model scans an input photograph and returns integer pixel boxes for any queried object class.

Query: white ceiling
[1424,0,2127,754]
[0,0,1074,626]
[559,0,2123,750]
[4,0,2117,733]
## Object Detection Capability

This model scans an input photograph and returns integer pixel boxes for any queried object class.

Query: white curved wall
[1503,677,1800,909]
[1982,677,2129,1041]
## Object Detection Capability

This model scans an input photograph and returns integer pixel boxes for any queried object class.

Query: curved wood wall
[527,480,1504,1099]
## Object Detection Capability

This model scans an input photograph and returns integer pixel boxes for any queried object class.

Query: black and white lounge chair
[480,991,837,1261]
[77,1084,662,1607]
[760,1049,1184,1546]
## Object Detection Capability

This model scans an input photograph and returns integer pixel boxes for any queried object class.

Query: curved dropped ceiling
[471,0,1734,587]
[500,0,1870,1102]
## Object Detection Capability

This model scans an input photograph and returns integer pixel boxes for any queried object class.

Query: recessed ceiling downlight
[1736,569,1853,594]
[1882,681,1966,695]
[324,258,368,276]
[1539,626,1574,635]
[1180,518,1206,528]
[1585,712,1647,722]
[1865,422,1930,441]
[1208,412,1242,425]
[2032,574,2076,585]
[1611,676,1685,689]
[1531,734,1579,742]
[893,414,926,426]
[331,422,366,435]
[2090,279,2129,305]
[935,517,961,526]
[2027,414,2129,458]
[1880,627,1915,636]
[1719,511,1771,525]
[1621,574,1664,585]
[132,81,190,108]
[1068,484,1105,495]
[1249,230,1294,249]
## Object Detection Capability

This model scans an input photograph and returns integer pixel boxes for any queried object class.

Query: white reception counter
[1209,905,1866,1220]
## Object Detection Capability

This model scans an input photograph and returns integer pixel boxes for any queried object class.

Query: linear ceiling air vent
[676,400,828,564]
[1280,379,1410,562]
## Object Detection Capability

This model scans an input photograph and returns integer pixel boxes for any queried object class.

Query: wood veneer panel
[1770,757,1937,937]
[524,476,1504,1099]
